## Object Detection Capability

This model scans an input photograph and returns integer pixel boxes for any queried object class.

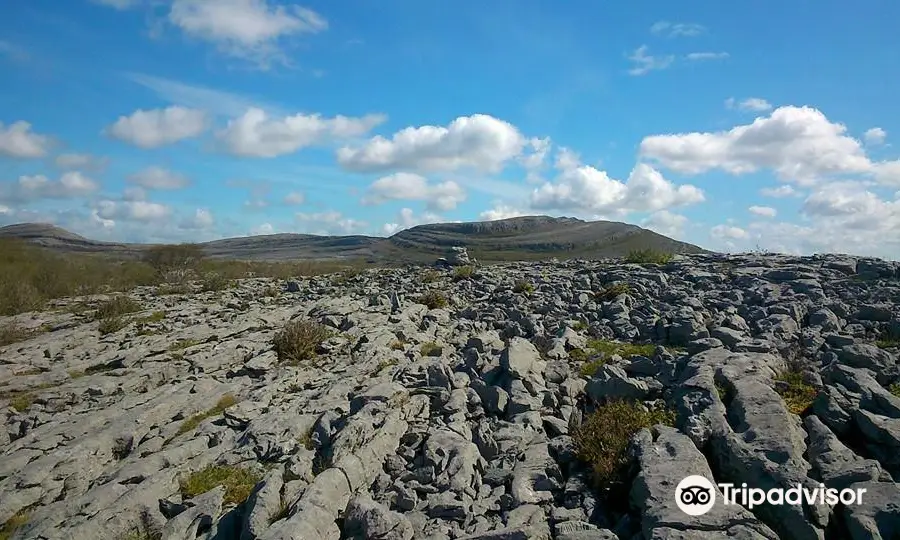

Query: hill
[0,216,707,263]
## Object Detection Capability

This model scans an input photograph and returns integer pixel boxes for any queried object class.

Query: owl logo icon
[675,475,716,516]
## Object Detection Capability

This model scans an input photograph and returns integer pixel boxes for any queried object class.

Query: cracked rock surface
[1,252,900,539]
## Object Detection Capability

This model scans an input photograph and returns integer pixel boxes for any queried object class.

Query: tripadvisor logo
[675,475,867,516]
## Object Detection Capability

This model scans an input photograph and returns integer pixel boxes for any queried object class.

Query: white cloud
[337,114,526,173]
[0,172,99,203]
[760,185,800,198]
[107,106,207,148]
[251,222,275,235]
[127,166,190,189]
[641,210,689,239]
[748,205,777,217]
[725,97,772,112]
[218,107,386,157]
[168,0,327,66]
[94,200,172,222]
[479,204,528,222]
[363,172,466,211]
[381,207,443,235]
[650,21,705,37]
[126,73,283,118]
[179,208,215,230]
[685,52,729,61]
[639,106,874,183]
[864,127,887,146]
[531,163,705,215]
[554,147,581,171]
[283,191,305,205]
[711,224,749,239]
[294,210,367,236]
[55,153,109,171]
[626,45,675,76]
[122,187,147,201]
[0,121,51,158]
[90,0,139,9]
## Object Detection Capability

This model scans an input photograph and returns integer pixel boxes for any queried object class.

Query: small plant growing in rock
[595,283,631,302]
[201,272,230,292]
[421,270,441,283]
[389,338,406,351]
[98,315,129,335]
[175,394,237,436]
[94,296,142,320]
[774,370,818,415]
[417,290,449,310]
[376,358,399,371]
[512,279,535,295]
[179,464,262,506]
[452,265,475,281]
[876,338,900,350]
[624,249,673,264]
[573,400,675,490]
[419,342,442,357]
[0,509,30,540]
[8,393,34,412]
[572,320,588,332]
[888,383,900,398]
[0,322,34,346]
[586,339,655,359]
[168,338,201,351]
[273,319,332,364]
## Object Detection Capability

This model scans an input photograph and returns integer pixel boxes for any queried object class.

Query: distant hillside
[0,216,708,263]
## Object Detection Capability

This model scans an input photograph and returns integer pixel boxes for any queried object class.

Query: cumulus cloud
[650,21,705,37]
[381,207,443,235]
[55,153,109,171]
[362,173,466,211]
[711,224,749,239]
[168,0,327,66]
[218,107,386,157]
[127,166,190,190]
[639,106,877,184]
[94,200,172,222]
[0,121,51,158]
[530,163,705,215]
[251,222,275,235]
[725,97,772,112]
[283,191,305,205]
[337,114,526,173]
[760,185,800,198]
[294,210,367,236]
[179,208,215,229]
[107,106,207,148]
[0,172,99,203]
[626,45,675,76]
[748,205,777,217]
[479,204,528,222]
[864,127,887,146]
[641,210,689,239]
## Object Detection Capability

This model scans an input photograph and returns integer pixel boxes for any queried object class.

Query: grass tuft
[417,290,449,310]
[451,265,475,282]
[876,338,900,349]
[273,319,332,365]
[98,316,129,335]
[624,249,673,264]
[573,400,675,489]
[419,342,442,357]
[774,370,818,415]
[94,296,142,320]
[594,283,631,302]
[0,322,34,346]
[512,279,535,295]
[179,464,262,506]
[175,394,237,436]
[0,510,30,540]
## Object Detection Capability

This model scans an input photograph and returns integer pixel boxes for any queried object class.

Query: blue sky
[1,0,899,258]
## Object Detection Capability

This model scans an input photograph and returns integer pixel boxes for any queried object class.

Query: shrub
[452,265,475,281]
[417,291,449,310]
[94,296,142,320]
[201,272,230,292]
[143,244,204,282]
[594,283,631,302]
[273,319,332,364]
[774,370,818,415]
[512,280,535,295]
[573,400,675,489]
[180,464,262,506]
[0,322,34,346]
[98,316,129,335]
[176,394,237,436]
[624,249,673,265]
[421,270,441,284]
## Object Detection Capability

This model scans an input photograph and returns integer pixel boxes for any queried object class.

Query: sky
[1,0,899,259]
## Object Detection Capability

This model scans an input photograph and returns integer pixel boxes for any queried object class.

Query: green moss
[876,339,900,349]
[888,383,900,398]
[775,370,818,415]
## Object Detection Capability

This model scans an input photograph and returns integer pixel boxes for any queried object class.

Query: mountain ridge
[0,216,708,262]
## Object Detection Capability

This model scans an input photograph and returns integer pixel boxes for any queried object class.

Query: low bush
[417,290,449,310]
[624,249,673,265]
[273,319,332,364]
[573,400,675,489]
[452,265,475,281]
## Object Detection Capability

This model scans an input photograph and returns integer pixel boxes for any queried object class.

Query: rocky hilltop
[1,253,900,539]
[0,216,706,263]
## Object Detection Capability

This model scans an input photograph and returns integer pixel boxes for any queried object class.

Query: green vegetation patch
[0,509,30,540]
[774,370,818,415]
[273,319,333,365]
[176,394,238,436]
[594,283,631,302]
[512,280,535,295]
[0,322,35,347]
[573,400,675,489]
[624,249,673,265]
[417,290,449,310]
[179,464,262,506]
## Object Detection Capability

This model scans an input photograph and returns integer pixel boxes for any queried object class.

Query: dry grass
[419,342,442,357]
[98,316,129,335]
[573,400,675,489]
[179,464,262,506]
[0,322,35,346]
[94,296,142,320]
[0,509,30,540]
[417,290,449,310]
[176,394,237,436]
[273,319,333,365]
[451,265,475,281]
